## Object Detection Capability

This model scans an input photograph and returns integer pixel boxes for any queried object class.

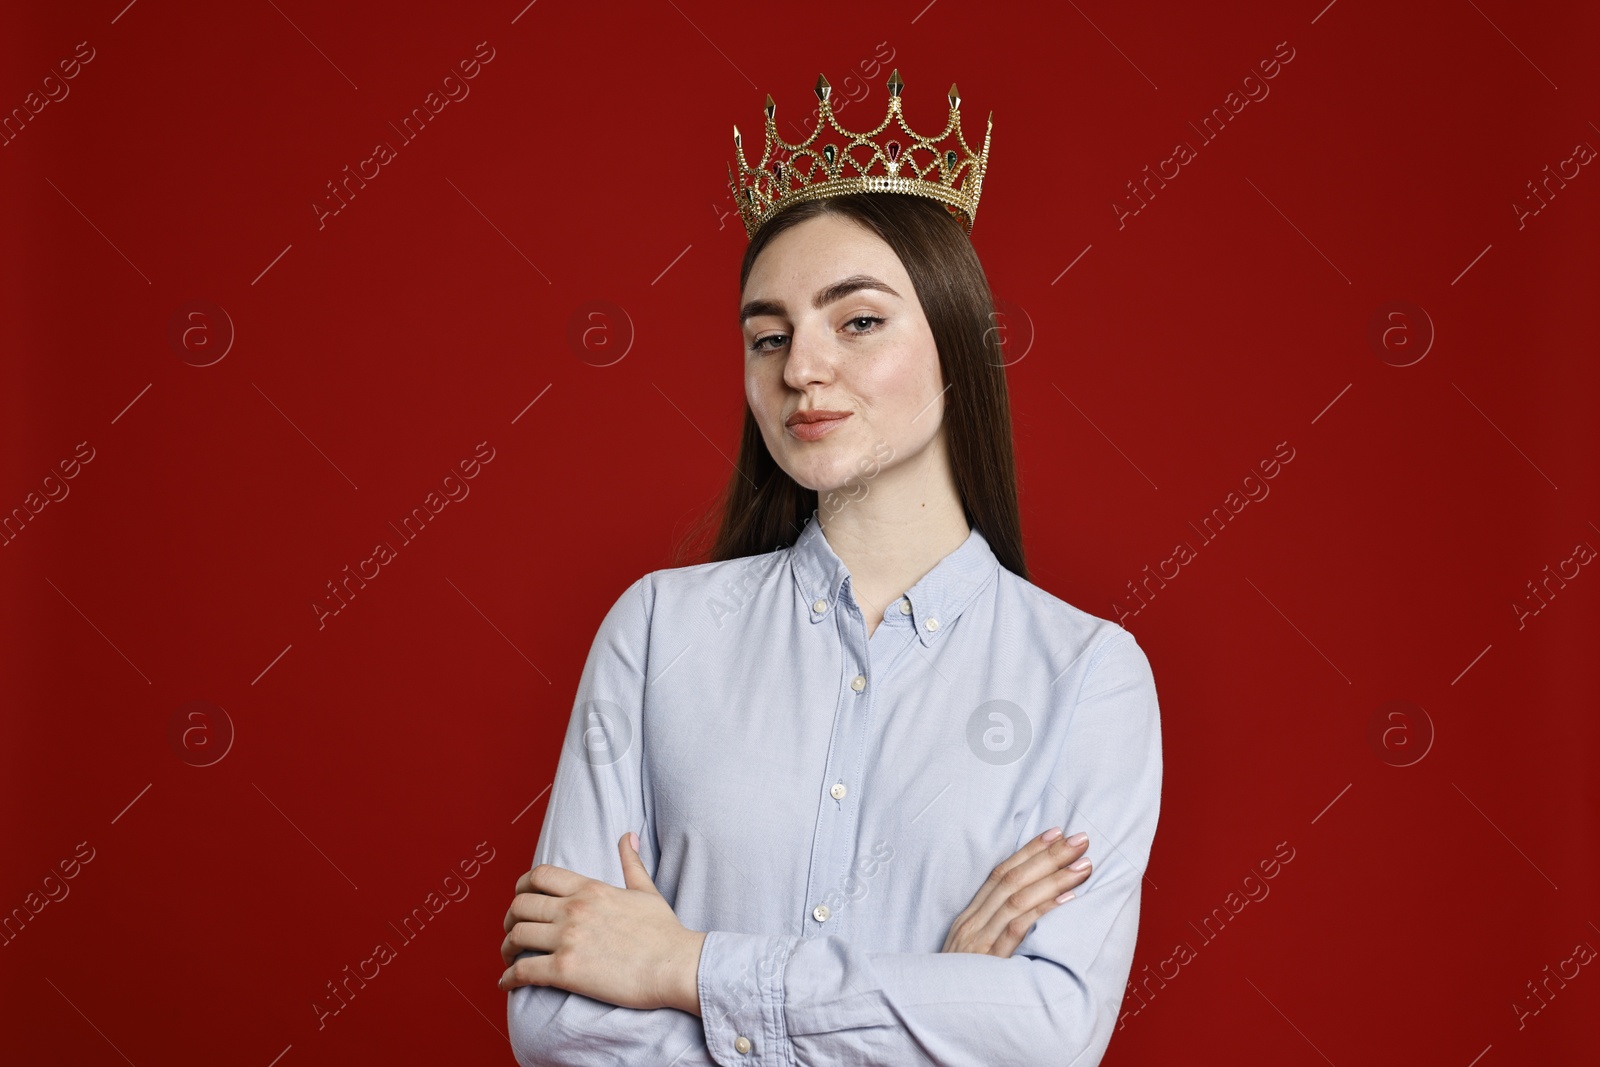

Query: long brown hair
[673,192,1027,581]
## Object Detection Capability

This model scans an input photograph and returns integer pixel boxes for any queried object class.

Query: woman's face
[740,212,947,498]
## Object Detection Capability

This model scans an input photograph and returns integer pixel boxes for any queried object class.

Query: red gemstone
[887,141,901,162]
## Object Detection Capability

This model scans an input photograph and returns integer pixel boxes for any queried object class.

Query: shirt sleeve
[695,629,1163,1067]
[507,573,717,1067]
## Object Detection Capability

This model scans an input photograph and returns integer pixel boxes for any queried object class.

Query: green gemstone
[946,149,958,169]
[823,144,836,166]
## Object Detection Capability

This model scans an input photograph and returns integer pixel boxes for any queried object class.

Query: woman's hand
[940,826,1092,957]
[498,833,707,1015]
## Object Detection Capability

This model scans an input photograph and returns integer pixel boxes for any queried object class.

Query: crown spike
[887,69,903,97]
[764,93,776,122]
[814,73,831,105]
[732,124,742,149]
[948,83,960,110]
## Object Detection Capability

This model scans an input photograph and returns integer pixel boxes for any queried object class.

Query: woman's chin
[803,473,871,500]
[777,459,845,494]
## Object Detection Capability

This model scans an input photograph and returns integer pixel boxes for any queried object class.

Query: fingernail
[1069,857,1091,871]
[1042,827,1062,842]
[1065,832,1088,847]
[1056,891,1076,904]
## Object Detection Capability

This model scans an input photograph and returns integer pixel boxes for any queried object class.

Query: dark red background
[3,1,1596,1063]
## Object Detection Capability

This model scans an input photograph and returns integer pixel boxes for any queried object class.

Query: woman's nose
[782,327,832,385]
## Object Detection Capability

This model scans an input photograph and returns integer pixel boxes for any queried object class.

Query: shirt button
[812,598,828,614]
[850,675,866,692]
[813,904,831,922]
[899,599,912,614]
[830,782,847,800]
[735,1035,752,1054]
[925,618,940,632]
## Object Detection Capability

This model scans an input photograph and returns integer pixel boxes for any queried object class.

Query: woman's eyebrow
[739,274,901,325]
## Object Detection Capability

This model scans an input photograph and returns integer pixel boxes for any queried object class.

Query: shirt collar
[788,510,1000,647]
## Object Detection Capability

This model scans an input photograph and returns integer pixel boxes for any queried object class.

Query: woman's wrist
[665,929,708,1015]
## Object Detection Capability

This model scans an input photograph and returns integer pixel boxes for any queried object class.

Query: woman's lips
[787,412,852,441]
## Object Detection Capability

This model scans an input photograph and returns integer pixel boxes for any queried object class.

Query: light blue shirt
[508,510,1163,1066]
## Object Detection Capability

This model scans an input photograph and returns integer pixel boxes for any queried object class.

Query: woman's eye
[749,317,883,353]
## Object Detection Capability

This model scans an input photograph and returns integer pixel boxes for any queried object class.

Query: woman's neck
[816,447,970,632]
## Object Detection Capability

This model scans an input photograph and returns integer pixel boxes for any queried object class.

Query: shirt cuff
[696,929,795,1066]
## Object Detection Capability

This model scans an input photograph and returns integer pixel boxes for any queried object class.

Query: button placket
[804,581,874,937]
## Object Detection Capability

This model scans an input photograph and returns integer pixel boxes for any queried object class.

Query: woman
[498,186,1162,1065]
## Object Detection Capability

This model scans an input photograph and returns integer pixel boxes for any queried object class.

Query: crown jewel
[727,69,993,241]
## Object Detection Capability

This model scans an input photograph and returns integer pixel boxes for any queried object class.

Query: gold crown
[727,69,993,241]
